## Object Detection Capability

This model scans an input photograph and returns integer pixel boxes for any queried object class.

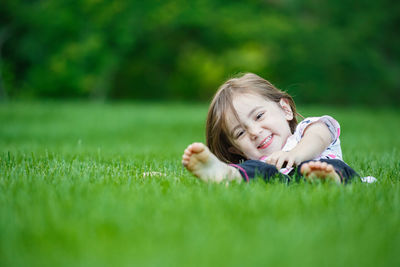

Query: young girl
[182,73,360,184]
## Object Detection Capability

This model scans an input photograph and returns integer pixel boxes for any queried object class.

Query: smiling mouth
[258,135,273,149]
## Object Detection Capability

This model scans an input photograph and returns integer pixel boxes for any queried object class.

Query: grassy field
[1,102,399,267]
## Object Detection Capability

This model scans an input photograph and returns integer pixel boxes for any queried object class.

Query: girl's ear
[279,98,294,120]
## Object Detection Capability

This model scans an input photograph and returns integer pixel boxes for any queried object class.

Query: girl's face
[225,93,293,160]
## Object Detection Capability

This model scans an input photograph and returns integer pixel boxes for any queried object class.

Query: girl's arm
[266,122,332,170]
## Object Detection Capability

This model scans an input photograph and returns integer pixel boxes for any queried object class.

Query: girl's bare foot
[300,161,341,184]
[182,142,242,183]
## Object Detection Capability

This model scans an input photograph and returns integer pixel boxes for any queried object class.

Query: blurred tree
[0,26,11,101]
[0,0,399,105]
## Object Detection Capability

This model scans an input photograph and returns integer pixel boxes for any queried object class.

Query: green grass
[1,101,399,267]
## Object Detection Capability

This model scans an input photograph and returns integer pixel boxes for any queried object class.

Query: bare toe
[300,163,311,174]
[190,142,206,153]
[184,147,192,155]
[326,164,334,172]
[309,161,317,168]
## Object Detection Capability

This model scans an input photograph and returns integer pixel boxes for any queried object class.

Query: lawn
[1,102,399,267]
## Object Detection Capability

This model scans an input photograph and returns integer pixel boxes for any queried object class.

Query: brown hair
[206,73,299,164]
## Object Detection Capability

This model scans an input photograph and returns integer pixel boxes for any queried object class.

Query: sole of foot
[300,161,341,184]
[182,142,240,183]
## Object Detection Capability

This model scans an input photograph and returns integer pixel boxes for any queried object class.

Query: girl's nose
[248,126,261,140]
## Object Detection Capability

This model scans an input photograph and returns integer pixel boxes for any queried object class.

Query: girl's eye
[236,130,245,138]
[256,112,264,120]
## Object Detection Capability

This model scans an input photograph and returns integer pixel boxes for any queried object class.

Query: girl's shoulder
[295,115,341,141]
[295,115,343,160]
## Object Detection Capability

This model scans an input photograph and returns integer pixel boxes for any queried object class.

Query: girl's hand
[266,122,333,170]
[265,150,304,170]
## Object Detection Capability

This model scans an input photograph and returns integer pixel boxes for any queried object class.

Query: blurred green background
[0,0,399,105]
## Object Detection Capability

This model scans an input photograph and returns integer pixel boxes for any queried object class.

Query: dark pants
[230,159,359,184]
